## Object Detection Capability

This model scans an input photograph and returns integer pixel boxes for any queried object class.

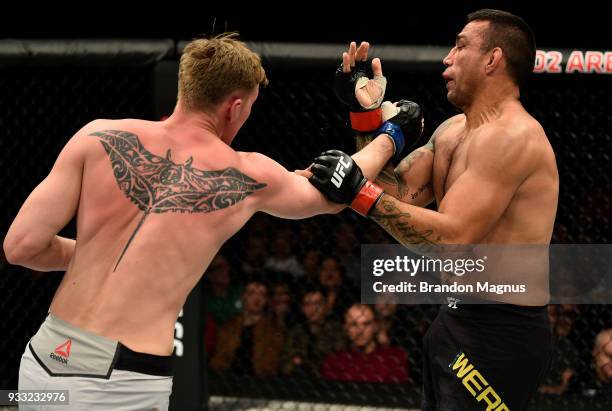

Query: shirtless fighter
[2,33,417,410]
[307,9,559,411]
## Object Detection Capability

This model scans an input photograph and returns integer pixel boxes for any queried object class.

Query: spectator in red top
[321,304,410,384]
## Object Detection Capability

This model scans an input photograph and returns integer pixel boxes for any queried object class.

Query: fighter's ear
[227,97,243,122]
[485,47,504,75]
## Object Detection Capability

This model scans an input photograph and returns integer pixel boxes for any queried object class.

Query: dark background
[0,3,608,48]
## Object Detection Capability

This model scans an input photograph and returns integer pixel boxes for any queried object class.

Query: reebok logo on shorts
[49,339,71,365]
[450,351,508,411]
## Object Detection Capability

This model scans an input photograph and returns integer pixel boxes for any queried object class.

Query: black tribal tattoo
[90,130,266,271]
[370,197,442,254]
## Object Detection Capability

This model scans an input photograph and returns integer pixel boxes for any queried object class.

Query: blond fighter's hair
[178,32,268,111]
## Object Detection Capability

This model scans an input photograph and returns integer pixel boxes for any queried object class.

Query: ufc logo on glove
[331,156,352,188]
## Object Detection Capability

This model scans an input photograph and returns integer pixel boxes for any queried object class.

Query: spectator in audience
[374,296,433,385]
[240,234,269,275]
[375,296,419,347]
[298,220,324,250]
[321,304,410,384]
[317,256,358,321]
[301,249,322,282]
[592,329,612,390]
[265,228,305,277]
[331,222,361,281]
[203,254,243,325]
[539,305,581,394]
[281,284,344,376]
[269,278,296,328]
[210,279,284,377]
[564,304,612,393]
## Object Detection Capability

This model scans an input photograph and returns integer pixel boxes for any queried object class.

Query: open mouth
[442,73,453,87]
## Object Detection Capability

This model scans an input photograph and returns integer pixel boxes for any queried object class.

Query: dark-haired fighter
[308,9,559,410]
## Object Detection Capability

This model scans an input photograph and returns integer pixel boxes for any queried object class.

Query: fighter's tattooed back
[89,129,266,270]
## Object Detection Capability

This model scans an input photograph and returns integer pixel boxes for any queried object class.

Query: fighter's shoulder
[491,115,547,152]
[504,116,556,168]
[238,151,278,172]
[56,119,111,156]
[75,118,155,136]
[441,113,465,128]
[69,119,123,145]
[74,118,119,134]
[236,151,285,187]
[431,114,465,144]
[74,118,158,147]
[476,117,544,169]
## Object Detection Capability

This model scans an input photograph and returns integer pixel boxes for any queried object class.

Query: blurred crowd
[201,213,612,393]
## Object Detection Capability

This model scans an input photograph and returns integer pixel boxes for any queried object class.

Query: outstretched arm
[252,152,344,219]
[250,134,397,219]
[3,124,93,270]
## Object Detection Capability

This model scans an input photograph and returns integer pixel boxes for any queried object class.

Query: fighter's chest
[432,131,472,203]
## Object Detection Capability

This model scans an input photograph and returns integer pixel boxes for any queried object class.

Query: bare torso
[50,119,267,355]
[433,107,558,244]
[431,105,559,304]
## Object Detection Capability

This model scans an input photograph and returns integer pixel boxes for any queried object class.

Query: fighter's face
[442,21,490,108]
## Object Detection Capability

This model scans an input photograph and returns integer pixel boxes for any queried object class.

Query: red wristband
[349,108,382,132]
[351,180,384,216]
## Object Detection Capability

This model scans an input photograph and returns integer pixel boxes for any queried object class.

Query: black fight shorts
[422,301,553,411]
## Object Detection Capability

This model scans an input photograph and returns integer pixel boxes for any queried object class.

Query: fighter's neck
[463,84,520,129]
[163,104,223,142]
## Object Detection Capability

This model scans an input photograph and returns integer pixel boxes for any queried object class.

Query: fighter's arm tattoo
[369,195,443,254]
[356,132,436,203]
[367,118,462,252]
[393,149,432,199]
[90,130,266,270]
[392,117,458,200]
